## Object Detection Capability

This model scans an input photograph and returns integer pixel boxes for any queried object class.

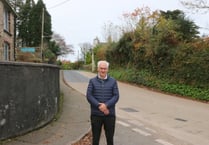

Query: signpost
[20,47,36,53]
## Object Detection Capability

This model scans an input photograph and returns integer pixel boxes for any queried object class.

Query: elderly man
[86,60,120,145]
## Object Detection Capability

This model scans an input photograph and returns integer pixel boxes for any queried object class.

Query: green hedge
[109,68,209,102]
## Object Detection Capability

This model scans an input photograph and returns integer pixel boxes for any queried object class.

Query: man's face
[98,63,108,79]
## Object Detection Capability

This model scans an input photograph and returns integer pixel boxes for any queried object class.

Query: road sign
[20,47,35,53]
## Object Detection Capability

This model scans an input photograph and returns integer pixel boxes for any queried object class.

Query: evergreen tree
[17,0,35,46]
[14,0,72,63]
[30,0,52,47]
[17,0,52,47]
[160,10,199,41]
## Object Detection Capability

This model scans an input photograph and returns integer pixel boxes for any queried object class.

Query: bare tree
[180,0,209,35]
[102,21,121,43]
[79,42,92,64]
[180,0,209,13]
[119,6,154,35]
[51,32,74,56]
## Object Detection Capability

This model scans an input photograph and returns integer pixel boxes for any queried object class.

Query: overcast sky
[42,0,209,62]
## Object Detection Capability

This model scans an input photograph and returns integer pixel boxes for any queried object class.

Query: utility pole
[77,50,79,61]
[41,8,44,62]
[91,48,95,72]
[91,37,99,72]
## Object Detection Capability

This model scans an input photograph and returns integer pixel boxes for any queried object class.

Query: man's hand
[99,103,109,115]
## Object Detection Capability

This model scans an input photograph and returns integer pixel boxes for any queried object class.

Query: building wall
[0,62,60,140]
[0,0,16,61]
[0,1,4,59]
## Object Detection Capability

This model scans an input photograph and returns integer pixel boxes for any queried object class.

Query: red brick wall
[0,0,16,61]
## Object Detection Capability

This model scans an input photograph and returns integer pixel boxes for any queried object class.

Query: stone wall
[0,61,60,140]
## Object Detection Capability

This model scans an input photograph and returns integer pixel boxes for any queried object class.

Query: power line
[48,0,71,9]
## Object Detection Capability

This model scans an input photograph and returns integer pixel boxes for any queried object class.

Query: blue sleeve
[86,79,99,107]
[105,80,119,108]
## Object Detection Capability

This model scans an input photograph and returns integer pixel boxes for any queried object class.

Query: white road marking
[128,119,144,127]
[145,127,157,133]
[117,120,130,127]
[132,128,151,136]
[155,139,174,145]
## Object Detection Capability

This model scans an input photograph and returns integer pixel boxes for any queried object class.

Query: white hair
[97,60,109,68]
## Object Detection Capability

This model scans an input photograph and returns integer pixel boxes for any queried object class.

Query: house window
[4,42,10,60]
[4,8,10,32]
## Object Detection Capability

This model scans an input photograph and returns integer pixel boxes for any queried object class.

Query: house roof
[1,0,17,16]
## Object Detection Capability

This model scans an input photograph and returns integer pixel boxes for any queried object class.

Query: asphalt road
[63,70,209,145]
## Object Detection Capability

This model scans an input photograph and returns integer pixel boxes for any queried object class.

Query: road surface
[63,70,209,145]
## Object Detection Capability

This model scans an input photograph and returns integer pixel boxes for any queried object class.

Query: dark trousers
[91,115,116,145]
